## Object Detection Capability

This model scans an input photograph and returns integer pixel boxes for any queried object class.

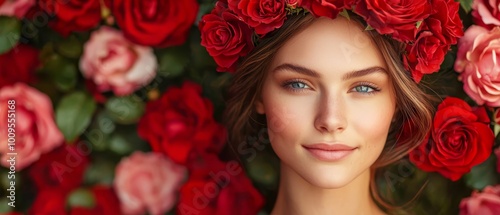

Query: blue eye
[282,80,311,91]
[289,82,309,89]
[354,85,374,93]
[352,84,380,94]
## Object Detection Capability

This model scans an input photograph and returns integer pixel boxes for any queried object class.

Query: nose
[314,92,347,133]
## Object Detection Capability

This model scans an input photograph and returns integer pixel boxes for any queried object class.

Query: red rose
[200,2,254,72]
[403,31,449,83]
[28,189,67,215]
[426,0,463,45]
[70,186,121,215]
[286,0,302,8]
[137,81,227,166]
[300,0,354,19]
[84,79,107,104]
[354,0,431,41]
[5,213,23,215]
[228,0,287,35]
[28,144,89,192]
[109,0,198,47]
[177,155,264,215]
[409,97,494,181]
[0,44,39,89]
[38,0,101,36]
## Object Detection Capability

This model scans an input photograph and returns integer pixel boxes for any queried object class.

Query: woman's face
[255,16,396,188]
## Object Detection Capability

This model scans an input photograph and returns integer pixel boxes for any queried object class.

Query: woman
[200,1,462,214]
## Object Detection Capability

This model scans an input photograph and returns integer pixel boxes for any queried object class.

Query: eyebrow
[272,63,387,81]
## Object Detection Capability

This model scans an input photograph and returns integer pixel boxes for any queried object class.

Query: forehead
[271,16,387,76]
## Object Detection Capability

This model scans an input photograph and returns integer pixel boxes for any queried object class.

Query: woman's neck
[271,163,386,215]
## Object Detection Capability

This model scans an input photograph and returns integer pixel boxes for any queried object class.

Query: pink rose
[455,25,500,106]
[0,83,64,170]
[460,185,500,215]
[114,152,186,215]
[0,0,36,18]
[79,27,158,96]
[472,0,500,30]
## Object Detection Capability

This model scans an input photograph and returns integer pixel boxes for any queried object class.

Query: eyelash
[281,79,381,95]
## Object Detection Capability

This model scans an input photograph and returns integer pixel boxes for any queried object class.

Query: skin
[255,16,396,215]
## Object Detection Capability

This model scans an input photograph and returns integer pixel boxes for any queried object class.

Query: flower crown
[199,0,463,83]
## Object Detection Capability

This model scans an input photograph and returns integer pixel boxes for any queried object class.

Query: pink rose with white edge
[0,0,35,18]
[80,26,158,96]
[114,152,186,215]
[455,25,500,106]
[0,83,64,170]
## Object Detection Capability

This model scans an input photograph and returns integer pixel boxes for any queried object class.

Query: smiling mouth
[302,143,357,161]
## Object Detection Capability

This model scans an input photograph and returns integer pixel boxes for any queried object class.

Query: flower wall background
[0,0,500,214]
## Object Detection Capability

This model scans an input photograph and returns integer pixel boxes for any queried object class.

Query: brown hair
[223,13,435,214]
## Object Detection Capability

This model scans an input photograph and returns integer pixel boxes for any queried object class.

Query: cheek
[350,97,395,150]
[263,97,304,144]
[260,85,312,148]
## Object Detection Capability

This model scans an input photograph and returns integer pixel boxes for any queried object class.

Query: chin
[302,171,357,189]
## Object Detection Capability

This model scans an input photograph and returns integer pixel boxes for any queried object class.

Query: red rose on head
[0,44,39,89]
[228,0,287,35]
[404,31,449,83]
[426,0,463,45]
[354,0,431,41]
[137,81,227,165]
[38,0,101,36]
[109,0,198,47]
[200,2,254,72]
[409,97,494,181]
[300,0,354,19]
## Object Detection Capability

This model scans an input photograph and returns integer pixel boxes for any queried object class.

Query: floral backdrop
[0,0,500,214]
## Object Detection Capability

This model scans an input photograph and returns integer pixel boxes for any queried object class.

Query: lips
[302,143,357,161]
[302,143,357,151]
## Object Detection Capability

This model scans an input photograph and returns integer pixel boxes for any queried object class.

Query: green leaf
[108,125,150,155]
[339,9,350,20]
[83,159,115,185]
[459,0,473,13]
[42,53,78,91]
[439,51,456,72]
[105,95,145,124]
[364,25,374,31]
[196,2,215,25]
[415,20,423,29]
[247,153,279,188]
[83,111,116,151]
[56,91,97,142]
[66,188,95,208]
[156,45,190,77]
[55,35,83,59]
[0,16,21,54]
[189,27,216,69]
[464,153,499,190]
